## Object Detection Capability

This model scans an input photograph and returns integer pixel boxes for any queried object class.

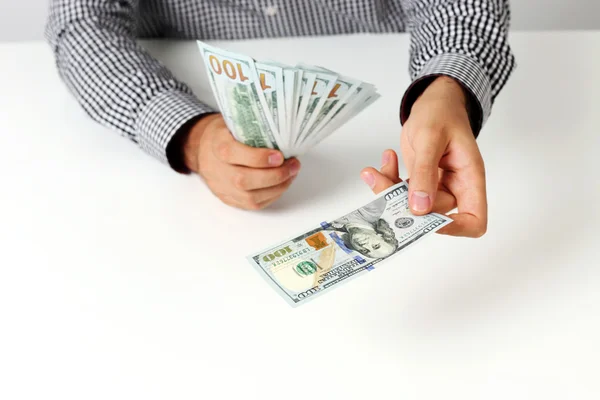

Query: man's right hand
[182,114,301,210]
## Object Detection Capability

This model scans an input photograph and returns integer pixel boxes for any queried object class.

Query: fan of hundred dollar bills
[197,41,380,158]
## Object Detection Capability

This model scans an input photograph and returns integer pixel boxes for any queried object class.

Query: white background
[1,32,599,399]
[1,0,600,41]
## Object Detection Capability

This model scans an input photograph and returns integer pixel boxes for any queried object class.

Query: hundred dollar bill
[318,90,379,140]
[289,69,305,148]
[298,73,363,146]
[261,60,300,149]
[247,182,452,307]
[296,86,380,154]
[293,72,317,138]
[294,68,338,141]
[293,64,358,145]
[196,41,286,155]
[255,62,287,153]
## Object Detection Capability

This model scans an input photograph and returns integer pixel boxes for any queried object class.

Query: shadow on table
[259,149,365,212]
[362,191,585,339]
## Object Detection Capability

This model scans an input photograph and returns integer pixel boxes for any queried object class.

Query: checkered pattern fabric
[45,0,515,167]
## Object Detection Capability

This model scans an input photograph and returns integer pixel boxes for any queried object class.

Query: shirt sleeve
[399,0,516,135]
[44,0,215,167]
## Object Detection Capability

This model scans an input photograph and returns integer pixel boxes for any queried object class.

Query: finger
[358,167,455,214]
[380,149,402,184]
[408,131,447,215]
[220,194,271,211]
[232,158,300,191]
[438,152,487,238]
[212,129,285,168]
[257,193,286,210]
[361,167,400,195]
[244,176,296,206]
[400,128,415,175]
[437,213,486,237]
[432,187,457,214]
[218,194,247,210]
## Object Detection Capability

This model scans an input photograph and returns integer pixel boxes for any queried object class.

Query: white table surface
[1,31,599,400]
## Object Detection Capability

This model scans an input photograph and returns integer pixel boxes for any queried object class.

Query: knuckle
[232,172,247,190]
[276,168,289,183]
[253,149,270,165]
[244,198,262,210]
[220,196,236,208]
[473,224,487,238]
[239,191,258,207]
[248,201,263,210]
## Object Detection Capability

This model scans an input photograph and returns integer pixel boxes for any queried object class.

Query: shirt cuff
[400,53,492,136]
[136,90,215,166]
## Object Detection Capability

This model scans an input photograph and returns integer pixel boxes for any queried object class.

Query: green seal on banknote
[295,261,317,276]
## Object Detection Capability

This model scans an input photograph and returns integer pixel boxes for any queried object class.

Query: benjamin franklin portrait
[325,196,398,259]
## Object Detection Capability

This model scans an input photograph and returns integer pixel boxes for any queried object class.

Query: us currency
[293,72,317,139]
[288,70,305,149]
[197,41,286,155]
[293,69,338,142]
[255,62,287,153]
[293,64,361,146]
[196,42,380,156]
[260,60,301,149]
[297,86,379,154]
[316,89,380,141]
[299,80,371,149]
[247,182,452,307]
[305,77,360,136]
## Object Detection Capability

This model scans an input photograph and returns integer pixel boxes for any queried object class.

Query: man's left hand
[360,76,488,238]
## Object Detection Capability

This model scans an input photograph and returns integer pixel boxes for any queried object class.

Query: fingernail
[381,151,390,167]
[411,191,430,213]
[268,152,283,166]
[289,161,300,176]
[361,171,375,188]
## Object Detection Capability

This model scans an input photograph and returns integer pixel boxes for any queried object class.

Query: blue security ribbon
[320,221,331,229]
[329,232,353,254]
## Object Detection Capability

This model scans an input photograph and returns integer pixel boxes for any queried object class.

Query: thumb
[360,167,402,195]
[408,134,445,215]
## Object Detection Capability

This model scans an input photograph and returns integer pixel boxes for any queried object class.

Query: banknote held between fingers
[213,130,285,169]
[232,159,300,191]
[179,112,300,210]
[399,76,488,238]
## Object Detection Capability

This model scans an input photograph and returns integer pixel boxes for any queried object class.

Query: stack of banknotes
[247,182,452,307]
[197,41,380,157]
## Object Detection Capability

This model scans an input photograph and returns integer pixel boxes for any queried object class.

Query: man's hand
[183,114,300,210]
[361,76,488,238]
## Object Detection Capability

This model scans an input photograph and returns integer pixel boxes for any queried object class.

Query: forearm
[45,0,214,166]
[400,0,516,134]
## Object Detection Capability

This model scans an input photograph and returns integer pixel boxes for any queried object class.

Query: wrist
[401,75,468,128]
[419,76,482,137]
[182,113,220,173]
[416,76,467,109]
